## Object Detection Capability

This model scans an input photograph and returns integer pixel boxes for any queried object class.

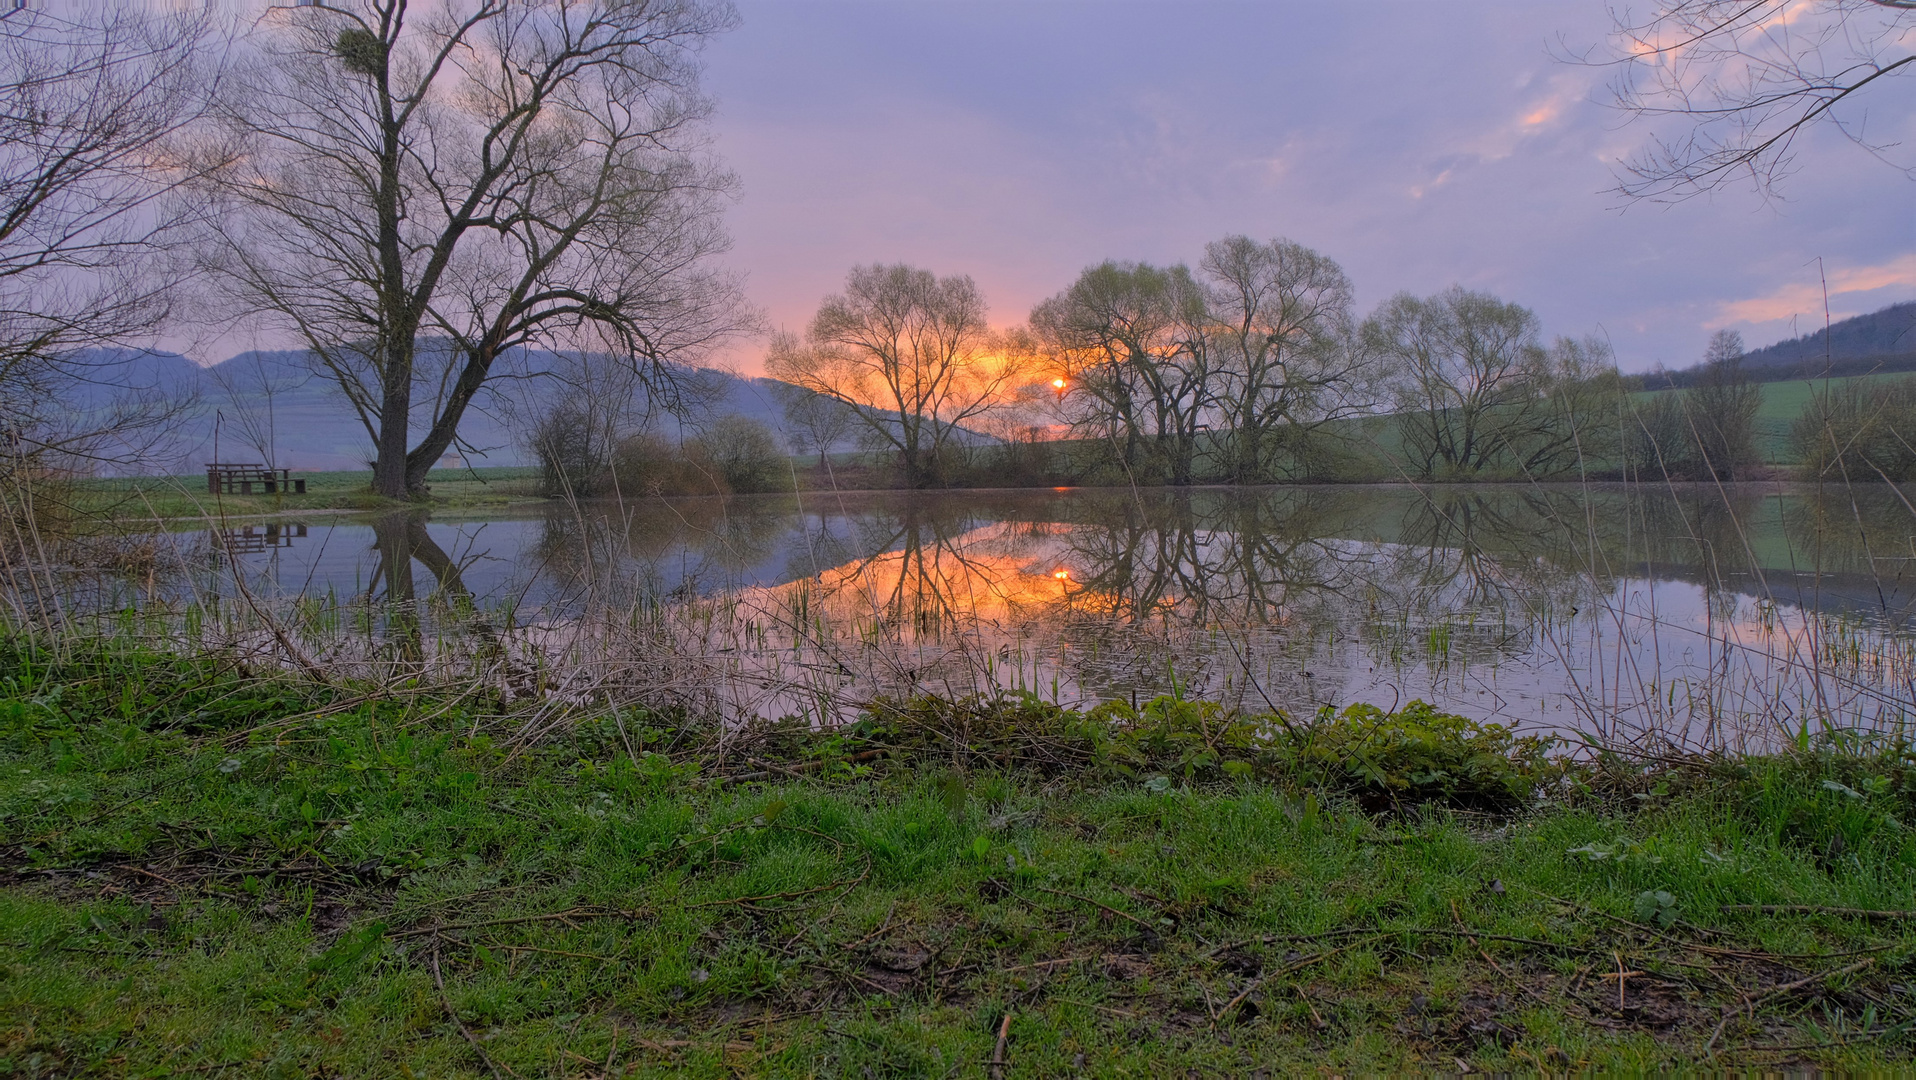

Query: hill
[57,346,803,475]
[1645,301,1916,387]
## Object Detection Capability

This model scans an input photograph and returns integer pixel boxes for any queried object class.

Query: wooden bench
[205,463,306,496]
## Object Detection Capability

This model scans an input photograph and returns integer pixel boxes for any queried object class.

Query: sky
[698,0,1916,377]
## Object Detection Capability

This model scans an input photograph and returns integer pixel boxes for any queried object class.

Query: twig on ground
[988,1013,1012,1080]
[1450,899,1555,1007]
[389,907,647,939]
[1294,983,1328,1029]
[1212,935,1381,1027]
[841,899,898,950]
[1596,950,1645,1012]
[1723,904,1916,920]
[1703,956,1880,1056]
[432,943,510,1080]
[689,857,871,910]
[1023,884,1159,935]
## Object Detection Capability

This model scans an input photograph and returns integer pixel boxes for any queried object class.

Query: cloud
[1711,254,1916,326]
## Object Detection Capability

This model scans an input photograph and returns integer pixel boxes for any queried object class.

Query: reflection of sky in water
[158,488,1916,745]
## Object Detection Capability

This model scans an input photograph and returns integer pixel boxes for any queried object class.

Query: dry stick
[689,858,871,910]
[1723,904,1916,920]
[389,907,647,939]
[494,944,623,964]
[1294,983,1328,1029]
[1024,885,1159,935]
[1703,956,1880,1056]
[1535,888,1877,963]
[604,1021,621,1078]
[988,1013,1012,1080]
[1205,926,1592,960]
[432,943,509,1080]
[841,900,899,951]
[1212,936,1382,1027]
[1449,899,1554,1007]
[1597,950,1645,1012]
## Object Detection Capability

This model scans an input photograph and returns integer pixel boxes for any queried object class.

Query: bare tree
[1366,287,1558,479]
[1201,236,1373,482]
[199,0,751,499]
[1604,1,1916,200]
[766,265,1029,488]
[1029,261,1213,485]
[0,2,213,475]
[1688,329,1763,478]
[204,352,312,470]
[773,382,856,469]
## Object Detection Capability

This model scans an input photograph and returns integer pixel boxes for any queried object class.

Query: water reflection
[216,522,307,554]
[175,484,1915,745]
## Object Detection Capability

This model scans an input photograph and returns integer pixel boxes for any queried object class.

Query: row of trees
[765,242,1779,486]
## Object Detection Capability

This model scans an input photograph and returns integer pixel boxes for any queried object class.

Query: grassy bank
[3,641,1915,1075]
[74,467,546,523]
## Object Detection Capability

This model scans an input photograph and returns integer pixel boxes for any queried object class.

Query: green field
[1633,371,1915,466]
[74,466,546,524]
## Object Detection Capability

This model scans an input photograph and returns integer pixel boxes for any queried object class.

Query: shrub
[691,414,789,494]
[1791,375,1916,482]
[607,430,718,497]
[1277,700,1557,812]
[529,403,610,497]
[850,694,1556,812]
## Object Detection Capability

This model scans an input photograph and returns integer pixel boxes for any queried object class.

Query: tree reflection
[366,511,473,655]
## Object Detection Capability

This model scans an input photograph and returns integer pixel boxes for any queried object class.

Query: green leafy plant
[1633,889,1678,928]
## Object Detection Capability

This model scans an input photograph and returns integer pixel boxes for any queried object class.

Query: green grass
[1630,371,1915,466]
[3,640,1914,1075]
[73,467,545,523]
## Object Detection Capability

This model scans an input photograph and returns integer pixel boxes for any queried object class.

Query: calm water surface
[151,484,1916,745]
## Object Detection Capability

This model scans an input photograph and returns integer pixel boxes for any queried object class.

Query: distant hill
[1645,301,1916,388]
[58,345,810,476]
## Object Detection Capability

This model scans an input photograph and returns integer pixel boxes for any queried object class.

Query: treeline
[525,241,1916,495]
[761,241,1908,488]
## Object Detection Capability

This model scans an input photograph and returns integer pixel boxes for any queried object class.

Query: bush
[603,415,791,497]
[529,403,610,497]
[607,430,717,497]
[1791,375,1916,482]
[849,694,1557,812]
[691,414,789,494]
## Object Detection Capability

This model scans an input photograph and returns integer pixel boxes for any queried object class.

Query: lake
[126,483,1916,749]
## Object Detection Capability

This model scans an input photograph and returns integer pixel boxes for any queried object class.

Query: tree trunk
[371,337,413,499]
[401,345,498,496]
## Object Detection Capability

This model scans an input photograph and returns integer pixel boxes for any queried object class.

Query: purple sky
[701,0,1916,376]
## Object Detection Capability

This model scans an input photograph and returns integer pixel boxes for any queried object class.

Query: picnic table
[205,463,306,496]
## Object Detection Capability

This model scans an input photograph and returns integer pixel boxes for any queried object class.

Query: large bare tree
[767,264,1028,488]
[200,0,749,498]
[0,2,211,472]
[1605,0,1916,200]
[1201,236,1372,482]
[1366,287,1553,479]
[1030,261,1213,485]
